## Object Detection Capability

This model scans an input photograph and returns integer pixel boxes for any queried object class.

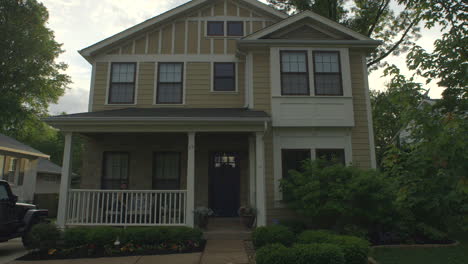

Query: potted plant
[238,206,256,228]
[193,207,214,228]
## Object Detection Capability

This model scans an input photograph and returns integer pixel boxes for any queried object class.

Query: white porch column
[255,132,267,226]
[57,132,73,229]
[248,135,256,207]
[186,132,196,227]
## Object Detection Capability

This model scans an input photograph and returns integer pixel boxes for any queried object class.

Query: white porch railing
[66,189,187,226]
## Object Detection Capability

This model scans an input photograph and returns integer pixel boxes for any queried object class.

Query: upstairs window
[207,21,224,36]
[313,51,343,96]
[213,63,235,91]
[227,21,243,36]
[316,149,346,166]
[281,149,311,178]
[157,63,184,104]
[102,152,129,189]
[109,63,136,104]
[281,51,309,95]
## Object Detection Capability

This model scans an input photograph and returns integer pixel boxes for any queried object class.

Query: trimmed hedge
[25,223,61,250]
[298,230,370,264]
[120,226,203,245]
[252,225,295,248]
[63,227,89,248]
[256,243,345,264]
[86,227,121,248]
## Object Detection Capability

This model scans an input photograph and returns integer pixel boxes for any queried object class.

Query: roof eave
[238,39,382,48]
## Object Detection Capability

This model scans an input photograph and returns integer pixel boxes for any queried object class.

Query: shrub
[298,231,369,264]
[25,223,61,250]
[280,219,307,234]
[86,227,121,248]
[292,243,345,264]
[120,226,203,245]
[252,225,295,248]
[280,161,397,236]
[167,226,203,244]
[255,243,291,264]
[416,223,449,243]
[63,227,89,248]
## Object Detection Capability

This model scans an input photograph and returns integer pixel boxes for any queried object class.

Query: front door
[209,152,240,217]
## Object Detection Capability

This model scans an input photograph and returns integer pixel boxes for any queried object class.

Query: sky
[42,0,444,115]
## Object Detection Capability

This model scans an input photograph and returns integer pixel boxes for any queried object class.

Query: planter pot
[195,214,209,229]
[240,215,255,228]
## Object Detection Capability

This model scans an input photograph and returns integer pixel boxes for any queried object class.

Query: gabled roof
[0,133,50,159]
[242,10,374,41]
[37,158,62,175]
[79,0,287,60]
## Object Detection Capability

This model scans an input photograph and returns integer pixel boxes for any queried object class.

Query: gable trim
[79,0,287,60]
[243,10,373,41]
[272,22,342,39]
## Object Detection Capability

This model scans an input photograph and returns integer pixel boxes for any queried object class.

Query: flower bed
[19,224,206,261]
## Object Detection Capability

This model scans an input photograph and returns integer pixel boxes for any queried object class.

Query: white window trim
[105,62,139,105]
[210,61,239,93]
[153,61,187,105]
[270,47,352,97]
[272,128,353,206]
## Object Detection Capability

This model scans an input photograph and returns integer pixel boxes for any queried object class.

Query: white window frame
[154,62,187,105]
[105,62,139,105]
[210,62,239,93]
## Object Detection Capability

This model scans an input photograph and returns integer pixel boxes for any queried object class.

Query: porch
[45,108,269,229]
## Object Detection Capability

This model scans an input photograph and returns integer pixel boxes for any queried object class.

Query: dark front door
[209,152,240,217]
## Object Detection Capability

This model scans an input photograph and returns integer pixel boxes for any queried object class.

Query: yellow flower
[48,249,57,255]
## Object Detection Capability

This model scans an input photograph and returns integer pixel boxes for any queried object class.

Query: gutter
[42,116,271,123]
[238,39,382,47]
[0,147,50,159]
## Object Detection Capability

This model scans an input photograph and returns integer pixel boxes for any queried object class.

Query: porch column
[255,132,267,226]
[57,132,73,229]
[186,132,196,227]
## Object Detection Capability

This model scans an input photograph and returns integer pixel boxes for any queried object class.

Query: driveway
[0,239,27,264]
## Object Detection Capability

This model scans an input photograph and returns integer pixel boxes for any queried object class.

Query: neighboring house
[0,134,50,203]
[45,0,379,229]
[34,158,63,217]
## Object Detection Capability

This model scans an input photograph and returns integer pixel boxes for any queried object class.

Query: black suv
[0,180,48,246]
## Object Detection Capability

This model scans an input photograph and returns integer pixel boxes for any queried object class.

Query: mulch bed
[18,240,206,261]
[371,240,459,249]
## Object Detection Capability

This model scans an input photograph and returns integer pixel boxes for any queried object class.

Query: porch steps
[203,217,252,240]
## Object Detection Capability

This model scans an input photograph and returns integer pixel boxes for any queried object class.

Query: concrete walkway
[200,240,249,264]
[0,239,27,264]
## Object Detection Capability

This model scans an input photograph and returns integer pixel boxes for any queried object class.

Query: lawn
[371,232,468,264]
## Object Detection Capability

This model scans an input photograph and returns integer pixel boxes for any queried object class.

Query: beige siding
[213,1,224,16]
[350,51,372,168]
[239,6,250,17]
[252,51,271,113]
[187,22,199,54]
[275,25,337,40]
[213,39,224,54]
[227,2,237,16]
[137,62,155,106]
[134,36,146,54]
[252,21,263,33]
[161,26,172,54]
[121,42,133,54]
[92,62,109,109]
[148,31,159,54]
[200,21,211,54]
[174,21,186,54]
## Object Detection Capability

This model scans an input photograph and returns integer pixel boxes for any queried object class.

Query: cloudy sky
[42,0,443,115]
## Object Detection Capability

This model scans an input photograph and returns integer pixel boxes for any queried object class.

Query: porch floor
[203,217,252,240]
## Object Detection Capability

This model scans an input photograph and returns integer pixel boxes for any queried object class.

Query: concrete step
[203,217,252,240]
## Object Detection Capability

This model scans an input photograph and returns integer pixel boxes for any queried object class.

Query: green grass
[371,232,468,264]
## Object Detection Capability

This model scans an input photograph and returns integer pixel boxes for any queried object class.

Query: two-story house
[45,0,379,229]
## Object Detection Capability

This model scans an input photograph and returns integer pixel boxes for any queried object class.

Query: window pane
[158,83,182,103]
[282,52,307,73]
[314,52,339,73]
[112,63,135,82]
[110,83,134,103]
[215,63,235,77]
[154,153,180,190]
[159,63,182,82]
[207,21,224,35]
[316,149,345,165]
[214,78,235,91]
[315,74,342,95]
[103,153,129,189]
[227,22,243,36]
[282,74,308,95]
[282,150,311,178]
[0,185,8,200]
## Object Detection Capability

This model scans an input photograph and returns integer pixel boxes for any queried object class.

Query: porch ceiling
[43,108,270,133]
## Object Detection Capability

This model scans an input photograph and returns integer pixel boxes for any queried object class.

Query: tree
[267,0,422,69]
[0,0,70,137]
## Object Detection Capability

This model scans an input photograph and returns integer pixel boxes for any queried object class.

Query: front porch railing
[66,189,187,226]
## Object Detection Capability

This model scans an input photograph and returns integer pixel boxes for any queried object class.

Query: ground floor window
[102,152,129,189]
[316,149,346,166]
[153,152,180,190]
[281,149,311,178]
[6,158,18,185]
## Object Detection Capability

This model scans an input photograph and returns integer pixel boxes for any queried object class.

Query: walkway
[0,239,27,264]
[200,240,249,264]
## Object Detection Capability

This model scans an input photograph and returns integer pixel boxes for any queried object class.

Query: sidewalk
[0,239,28,264]
[200,240,249,264]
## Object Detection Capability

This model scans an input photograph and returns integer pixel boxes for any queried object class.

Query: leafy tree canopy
[0,0,70,138]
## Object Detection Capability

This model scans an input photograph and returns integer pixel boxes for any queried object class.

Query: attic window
[227,21,243,36]
[207,21,224,36]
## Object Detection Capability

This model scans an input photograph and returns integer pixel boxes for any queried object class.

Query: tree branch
[367,0,391,37]
[367,16,421,67]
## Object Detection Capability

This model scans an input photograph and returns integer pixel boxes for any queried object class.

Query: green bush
[292,243,345,264]
[63,227,89,248]
[121,226,203,245]
[298,231,369,264]
[280,219,307,234]
[25,223,61,250]
[167,226,203,243]
[255,243,291,264]
[86,227,121,248]
[252,225,295,248]
[280,161,397,236]
[416,223,449,243]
